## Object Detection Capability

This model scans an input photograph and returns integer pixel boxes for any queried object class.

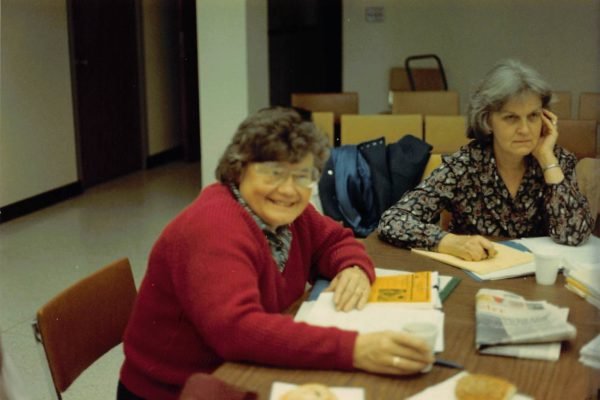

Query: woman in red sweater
[117,107,433,399]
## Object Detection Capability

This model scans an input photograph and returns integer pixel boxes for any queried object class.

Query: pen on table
[434,358,464,369]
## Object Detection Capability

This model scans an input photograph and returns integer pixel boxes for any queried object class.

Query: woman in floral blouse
[378,59,593,261]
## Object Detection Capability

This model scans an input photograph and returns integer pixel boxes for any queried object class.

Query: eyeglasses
[253,162,319,189]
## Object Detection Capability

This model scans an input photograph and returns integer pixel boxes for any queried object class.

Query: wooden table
[214,234,600,399]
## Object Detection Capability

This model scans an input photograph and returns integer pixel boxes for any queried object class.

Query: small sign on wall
[365,6,384,23]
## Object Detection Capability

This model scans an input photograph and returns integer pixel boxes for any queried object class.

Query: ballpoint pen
[434,358,464,369]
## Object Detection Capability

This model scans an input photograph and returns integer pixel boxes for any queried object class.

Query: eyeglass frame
[252,162,320,189]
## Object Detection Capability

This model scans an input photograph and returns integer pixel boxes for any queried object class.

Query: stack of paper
[296,292,445,352]
[516,235,600,267]
[297,269,446,352]
[564,262,600,309]
[580,334,600,369]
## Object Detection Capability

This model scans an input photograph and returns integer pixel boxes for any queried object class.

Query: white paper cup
[534,253,561,285]
[403,322,437,373]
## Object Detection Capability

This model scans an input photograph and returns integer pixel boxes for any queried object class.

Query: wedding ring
[392,356,401,367]
[552,120,557,126]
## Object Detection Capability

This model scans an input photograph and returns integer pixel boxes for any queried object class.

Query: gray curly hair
[467,59,553,144]
[215,107,330,184]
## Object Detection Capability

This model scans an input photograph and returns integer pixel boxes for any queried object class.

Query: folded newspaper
[475,289,577,361]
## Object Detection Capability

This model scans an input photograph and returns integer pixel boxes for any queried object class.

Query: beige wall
[343,0,600,115]
[0,0,186,208]
[197,0,269,187]
[0,0,78,206]
[142,0,182,156]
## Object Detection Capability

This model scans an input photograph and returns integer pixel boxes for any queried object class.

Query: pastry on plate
[455,373,517,400]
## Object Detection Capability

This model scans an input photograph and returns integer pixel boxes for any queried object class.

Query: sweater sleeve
[166,204,360,371]
[378,162,455,250]
[544,150,593,245]
[300,205,376,283]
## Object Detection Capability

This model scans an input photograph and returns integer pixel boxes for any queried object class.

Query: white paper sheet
[296,292,445,352]
[516,236,600,266]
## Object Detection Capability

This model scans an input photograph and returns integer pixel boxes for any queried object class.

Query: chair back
[420,153,442,182]
[33,258,137,397]
[391,91,459,115]
[390,67,446,91]
[424,115,468,154]
[556,119,598,159]
[291,92,359,123]
[578,92,600,121]
[340,114,423,145]
[311,111,335,146]
[575,158,600,236]
[551,91,572,119]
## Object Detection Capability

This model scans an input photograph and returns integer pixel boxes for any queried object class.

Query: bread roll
[455,373,517,400]
[279,383,338,400]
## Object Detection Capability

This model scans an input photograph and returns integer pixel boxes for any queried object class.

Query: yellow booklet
[368,271,431,303]
[411,243,533,275]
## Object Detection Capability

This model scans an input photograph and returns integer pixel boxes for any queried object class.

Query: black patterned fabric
[378,141,593,250]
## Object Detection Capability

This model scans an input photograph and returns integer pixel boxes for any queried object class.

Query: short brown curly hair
[215,107,330,184]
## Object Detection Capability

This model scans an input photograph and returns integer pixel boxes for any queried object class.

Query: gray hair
[467,59,553,143]
[215,107,330,184]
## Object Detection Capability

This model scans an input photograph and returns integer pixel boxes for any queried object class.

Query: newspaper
[580,334,600,369]
[475,289,576,360]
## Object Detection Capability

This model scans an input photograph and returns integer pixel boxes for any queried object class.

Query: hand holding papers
[297,269,445,352]
[412,243,533,275]
[475,289,576,361]
[297,292,445,352]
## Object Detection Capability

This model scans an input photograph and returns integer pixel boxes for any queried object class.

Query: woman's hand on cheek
[325,266,371,312]
[533,109,559,163]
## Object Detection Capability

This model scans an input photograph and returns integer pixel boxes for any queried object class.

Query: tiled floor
[0,161,201,400]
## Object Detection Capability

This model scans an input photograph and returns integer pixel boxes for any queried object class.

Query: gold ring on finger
[392,356,401,367]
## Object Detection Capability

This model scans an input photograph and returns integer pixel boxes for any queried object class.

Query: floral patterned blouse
[378,141,593,250]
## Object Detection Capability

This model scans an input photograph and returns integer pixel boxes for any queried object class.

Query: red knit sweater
[119,184,375,399]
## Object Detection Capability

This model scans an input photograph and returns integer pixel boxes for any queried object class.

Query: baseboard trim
[0,182,83,224]
[146,146,183,169]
